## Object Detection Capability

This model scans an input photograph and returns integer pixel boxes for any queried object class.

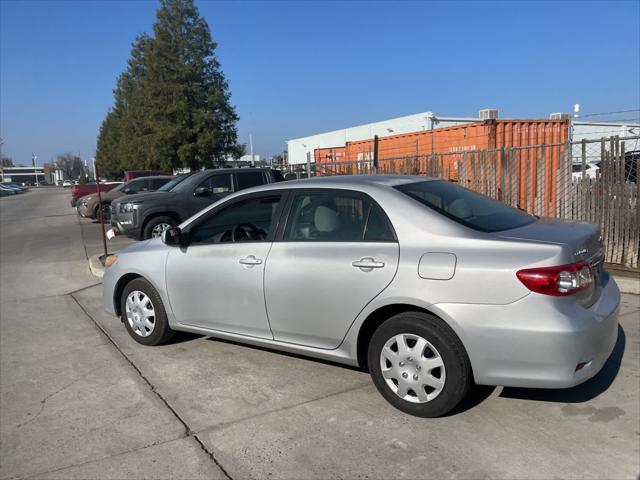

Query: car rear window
[395,180,536,232]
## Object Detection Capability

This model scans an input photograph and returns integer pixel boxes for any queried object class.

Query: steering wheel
[231,223,264,242]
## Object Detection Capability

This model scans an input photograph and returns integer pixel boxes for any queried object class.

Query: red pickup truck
[70,182,122,207]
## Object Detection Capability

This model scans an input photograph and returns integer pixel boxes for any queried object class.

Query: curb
[612,274,640,295]
[88,254,105,278]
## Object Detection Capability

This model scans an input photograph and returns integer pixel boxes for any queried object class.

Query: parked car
[110,168,284,240]
[103,175,619,417]
[62,180,73,188]
[70,181,121,207]
[2,182,29,193]
[0,184,17,196]
[77,175,174,220]
[624,150,638,183]
[124,170,171,182]
[571,162,600,181]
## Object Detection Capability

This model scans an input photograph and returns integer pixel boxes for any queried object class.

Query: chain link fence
[285,135,639,269]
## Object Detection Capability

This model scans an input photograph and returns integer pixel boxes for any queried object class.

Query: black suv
[110,168,284,240]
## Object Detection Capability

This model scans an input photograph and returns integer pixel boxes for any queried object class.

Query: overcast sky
[1,0,639,165]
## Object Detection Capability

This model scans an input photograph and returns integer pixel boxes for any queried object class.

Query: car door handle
[352,257,385,270]
[239,255,263,266]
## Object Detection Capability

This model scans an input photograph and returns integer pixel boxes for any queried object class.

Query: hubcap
[151,223,171,238]
[125,291,156,337]
[380,333,446,403]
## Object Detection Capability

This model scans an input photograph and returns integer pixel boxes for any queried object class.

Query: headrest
[448,199,472,219]
[314,205,340,232]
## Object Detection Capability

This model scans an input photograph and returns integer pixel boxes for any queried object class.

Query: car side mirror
[124,187,134,194]
[162,227,183,246]
[193,186,209,197]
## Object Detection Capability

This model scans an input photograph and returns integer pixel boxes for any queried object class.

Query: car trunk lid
[496,217,605,306]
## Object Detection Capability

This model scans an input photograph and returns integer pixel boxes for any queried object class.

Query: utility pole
[32,153,39,187]
[92,158,96,181]
[94,161,109,259]
[249,134,254,166]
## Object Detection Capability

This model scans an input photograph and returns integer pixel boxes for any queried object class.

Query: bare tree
[1,156,14,168]
[55,153,84,179]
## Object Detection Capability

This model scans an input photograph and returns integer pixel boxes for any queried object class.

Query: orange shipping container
[315,119,569,215]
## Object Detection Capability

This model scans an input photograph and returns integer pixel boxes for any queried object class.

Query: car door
[264,189,399,349]
[165,191,285,338]
[187,173,233,217]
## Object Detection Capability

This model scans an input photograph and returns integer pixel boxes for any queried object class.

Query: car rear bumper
[432,275,620,389]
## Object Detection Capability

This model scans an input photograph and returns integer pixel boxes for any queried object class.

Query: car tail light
[516,261,593,296]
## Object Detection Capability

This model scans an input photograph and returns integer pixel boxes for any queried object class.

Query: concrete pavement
[2,188,639,479]
[0,189,225,479]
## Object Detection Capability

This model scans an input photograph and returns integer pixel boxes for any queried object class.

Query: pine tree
[96,34,151,177]
[96,0,239,175]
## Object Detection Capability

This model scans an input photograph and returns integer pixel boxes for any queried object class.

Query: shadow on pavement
[500,324,625,403]
[205,336,366,372]
[161,324,625,412]
[163,331,203,345]
[446,385,497,416]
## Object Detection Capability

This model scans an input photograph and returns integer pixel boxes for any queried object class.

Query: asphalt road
[1,188,639,480]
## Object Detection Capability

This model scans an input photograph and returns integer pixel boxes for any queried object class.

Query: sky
[1,0,639,166]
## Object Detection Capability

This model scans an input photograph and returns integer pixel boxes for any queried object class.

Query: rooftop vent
[479,109,499,120]
[549,112,570,120]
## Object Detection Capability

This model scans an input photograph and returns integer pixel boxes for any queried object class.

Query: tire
[142,215,177,240]
[97,203,111,222]
[367,311,471,417]
[120,277,174,346]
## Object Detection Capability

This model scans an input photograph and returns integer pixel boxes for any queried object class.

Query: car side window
[127,179,147,193]
[150,178,169,190]
[235,172,265,190]
[364,205,395,241]
[189,195,282,244]
[284,191,375,242]
[194,174,232,197]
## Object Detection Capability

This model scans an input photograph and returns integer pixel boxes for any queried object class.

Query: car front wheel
[368,312,471,417]
[143,216,177,240]
[120,277,174,346]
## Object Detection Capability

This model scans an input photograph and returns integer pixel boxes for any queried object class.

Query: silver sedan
[102,175,620,417]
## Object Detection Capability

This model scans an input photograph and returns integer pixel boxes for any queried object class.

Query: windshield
[168,172,210,192]
[158,173,191,192]
[111,183,127,192]
[395,180,537,232]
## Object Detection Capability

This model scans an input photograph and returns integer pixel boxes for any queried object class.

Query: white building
[570,121,640,162]
[0,166,45,184]
[286,111,483,165]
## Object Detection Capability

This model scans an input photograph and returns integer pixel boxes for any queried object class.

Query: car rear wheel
[120,278,174,346]
[143,216,177,240]
[367,311,471,417]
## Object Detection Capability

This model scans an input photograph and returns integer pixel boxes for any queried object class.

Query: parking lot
[1,187,639,479]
